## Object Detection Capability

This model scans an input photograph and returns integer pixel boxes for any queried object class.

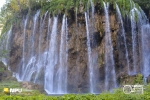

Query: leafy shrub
[134,73,143,84]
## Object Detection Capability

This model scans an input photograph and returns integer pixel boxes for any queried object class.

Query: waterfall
[6,26,12,54]
[89,0,94,20]
[75,8,79,54]
[85,12,93,92]
[130,6,149,77]
[34,11,48,83]
[44,16,68,94]
[13,12,68,94]
[44,17,59,94]
[65,18,68,93]
[85,12,100,93]
[38,11,48,57]
[134,7,150,80]
[116,4,130,75]
[130,7,138,74]
[4,1,150,95]
[13,17,26,80]
[141,24,150,77]
[56,15,68,93]
[0,33,7,65]
[89,0,95,48]
[130,7,150,83]
[103,2,117,90]
[75,7,80,89]
[18,16,28,80]
[19,10,40,81]
[1,26,12,66]
[46,16,51,48]
[31,10,40,57]
[85,0,100,93]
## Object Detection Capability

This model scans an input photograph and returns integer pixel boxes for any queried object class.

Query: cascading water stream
[134,7,150,83]
[6,26,12,54]
[89,0,95,47]
[44,17,59,94]
[44,16,68,94]
[116,4,130,75]
[89,0,94,20]
[31,10,40,57]
[56,15,68,93]
[38,11,48,58]
[75,7,80,89]
[34,11,48,83]
[103,2,117,91]
[21,10,40,81]
[85,0,99,93]
[15,18,27,80]
[1,26,12,67]
[141,24,150,78]
[130,7,138,74]
[16,10,40,81]
[18,16,28,81]
[46,17,51,51]
[85,12,94,93]
[65,17,68,93]
[0,34,7,65]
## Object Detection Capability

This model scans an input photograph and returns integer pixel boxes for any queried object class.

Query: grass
[0,84,149,99]
[0,80,21,92]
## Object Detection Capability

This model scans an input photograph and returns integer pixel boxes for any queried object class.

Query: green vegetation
[0,80,42,96]
[0,67,4,72]
[0,61,6,73]
[134,73,143,84]
[0,71,148,99]
[0,85,150,100]
[0,50,9,60]
[0,80,21,92]
[0,0,142,35]
[133,0,150,10]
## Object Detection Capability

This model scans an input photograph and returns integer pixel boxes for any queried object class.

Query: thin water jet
[103,2,117,91]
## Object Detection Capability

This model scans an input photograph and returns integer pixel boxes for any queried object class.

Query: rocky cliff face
[5,4,146,93]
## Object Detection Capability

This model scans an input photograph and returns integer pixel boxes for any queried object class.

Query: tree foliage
[0,0,148,35]
[133,0,150,10]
